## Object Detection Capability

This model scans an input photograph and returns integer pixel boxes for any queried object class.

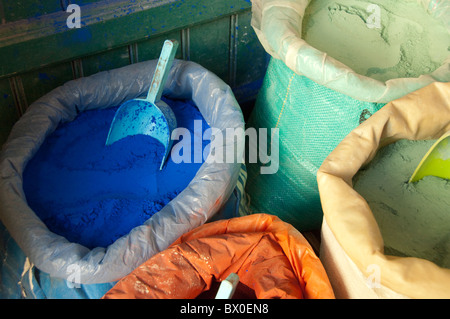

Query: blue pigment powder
[23,98,210,249]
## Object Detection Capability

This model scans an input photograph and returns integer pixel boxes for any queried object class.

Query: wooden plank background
[0,0,268,146]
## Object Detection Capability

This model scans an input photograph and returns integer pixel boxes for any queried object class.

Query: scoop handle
[146,39,179,103]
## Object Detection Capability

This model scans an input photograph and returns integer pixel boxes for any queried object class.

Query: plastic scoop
[409,131,450,183]
[215,273,239,299]
[106,39,179,170]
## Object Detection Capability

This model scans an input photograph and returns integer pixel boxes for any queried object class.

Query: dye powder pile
[302,0,449,82]
[353,139,450,268]
[23,98,210,249]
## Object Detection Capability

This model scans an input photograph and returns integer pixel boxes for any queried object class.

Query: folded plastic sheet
[250,0,450,102]
[0,60,245,285]
[102,214,335,299]
[317,82,450,298]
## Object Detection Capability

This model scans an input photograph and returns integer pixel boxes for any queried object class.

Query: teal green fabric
[246,57,386,231]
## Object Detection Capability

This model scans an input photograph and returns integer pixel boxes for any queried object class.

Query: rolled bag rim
[0,59,246,284]
[103,213,336,299]
[250,0,450,103]
[317,82,450,299]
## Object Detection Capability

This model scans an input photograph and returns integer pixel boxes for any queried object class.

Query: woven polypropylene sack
[318,82,450,299]
[245,0,449,231]
[246,59,385,231]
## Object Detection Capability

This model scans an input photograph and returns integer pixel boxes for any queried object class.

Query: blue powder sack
[0,60,246,286]
[23,98,209,249]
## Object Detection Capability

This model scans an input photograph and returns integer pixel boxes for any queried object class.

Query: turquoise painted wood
[0,0,268,146]
[0,79,19,144]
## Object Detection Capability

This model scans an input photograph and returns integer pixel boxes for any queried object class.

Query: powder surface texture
[353,139,450,268]
[23,98,210,249]
[302,0,449,81]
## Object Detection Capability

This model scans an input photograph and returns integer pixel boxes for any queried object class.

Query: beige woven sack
[318,82,450,299]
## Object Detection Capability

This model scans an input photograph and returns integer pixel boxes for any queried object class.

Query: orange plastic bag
[102,214,334,299]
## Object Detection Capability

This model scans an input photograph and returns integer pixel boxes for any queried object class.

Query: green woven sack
[246,0,449,231]
[246,58,385,231]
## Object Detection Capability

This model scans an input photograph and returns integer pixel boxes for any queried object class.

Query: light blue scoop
[106,40,179,170]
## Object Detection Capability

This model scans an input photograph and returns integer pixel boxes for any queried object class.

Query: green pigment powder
[302,0,449,81]
[353,139,450,268]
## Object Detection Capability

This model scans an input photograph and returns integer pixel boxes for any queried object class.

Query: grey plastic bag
[0,59,245,284]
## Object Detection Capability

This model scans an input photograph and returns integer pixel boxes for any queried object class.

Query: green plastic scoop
[409,131,450,183]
